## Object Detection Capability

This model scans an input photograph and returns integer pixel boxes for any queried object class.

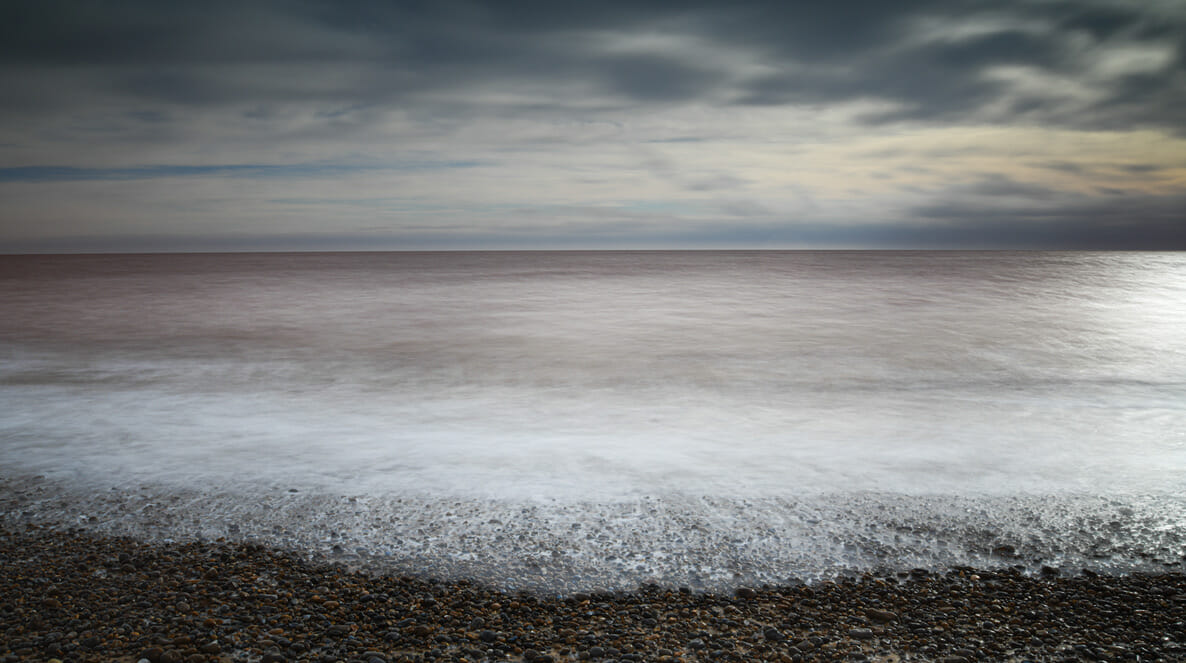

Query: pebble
[2,524,1185,663]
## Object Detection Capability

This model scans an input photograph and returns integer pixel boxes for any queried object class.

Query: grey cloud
[957,174,1062,200]
[1095,186,1130,196]
[738,26,1059,107]
[1034,161,1089,174]
[686,175,749,192]
[1116,163,1169,174]
[732,2,1186,132]
[905,194,1186,249]
[714,199,772,218]
[0,1,366,66]
[596,54,725,102]
[0,161,481,182]
[3,0,1182,133]
[674,190,1186,249]
[1033,161,1176,177]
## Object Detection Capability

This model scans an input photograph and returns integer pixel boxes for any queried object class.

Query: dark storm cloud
[2,0,1182,130]
[733,3,1186,130]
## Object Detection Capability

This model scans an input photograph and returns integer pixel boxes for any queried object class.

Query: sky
[1,0,1185,252]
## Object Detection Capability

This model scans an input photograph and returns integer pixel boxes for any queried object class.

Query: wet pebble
[2,525,1185,663]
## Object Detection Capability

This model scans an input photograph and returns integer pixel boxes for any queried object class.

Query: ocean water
[1,251,1184,591]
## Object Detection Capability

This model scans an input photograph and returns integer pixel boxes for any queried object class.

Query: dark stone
[479,630,498,643]
[735,587,757,599]
[763,627,785,642]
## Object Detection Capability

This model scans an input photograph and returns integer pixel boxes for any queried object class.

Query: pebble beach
[3,525,1185,663]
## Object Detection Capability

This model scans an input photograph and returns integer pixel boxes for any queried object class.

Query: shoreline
[6,474,1185,596]
[3,525,1185,662]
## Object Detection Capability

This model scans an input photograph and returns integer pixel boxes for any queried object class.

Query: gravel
[3,524,1185,662]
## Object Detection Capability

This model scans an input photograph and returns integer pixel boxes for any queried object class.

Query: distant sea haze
[2,251,1184,591]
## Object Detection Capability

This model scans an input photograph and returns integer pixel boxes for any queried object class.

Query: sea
[1,250,1184,592]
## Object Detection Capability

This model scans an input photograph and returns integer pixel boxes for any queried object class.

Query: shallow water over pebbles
[4,474,1184,593]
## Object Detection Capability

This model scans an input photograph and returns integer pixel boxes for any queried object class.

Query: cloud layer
[1,0,1184,250]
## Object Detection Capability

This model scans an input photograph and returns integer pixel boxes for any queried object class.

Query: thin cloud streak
[0,161,483,183]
